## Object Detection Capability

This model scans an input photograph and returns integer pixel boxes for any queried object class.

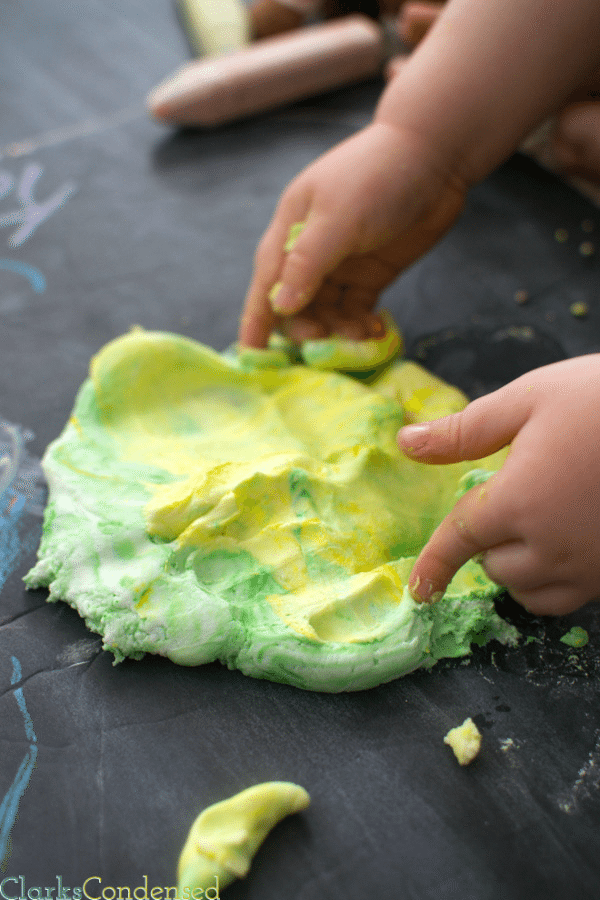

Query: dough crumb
[444,718,482,766]
[569,301,589,318]
[560,626,589,648]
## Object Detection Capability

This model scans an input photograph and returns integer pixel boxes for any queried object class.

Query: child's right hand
[398,355,600,616]
[238,120,467,348]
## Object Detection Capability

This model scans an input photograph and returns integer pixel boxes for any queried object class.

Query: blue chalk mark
[0,259,45,293]
[0,420,43,595]
[0,657,38,868]
[9,657,37,743]
[0,492,26,596]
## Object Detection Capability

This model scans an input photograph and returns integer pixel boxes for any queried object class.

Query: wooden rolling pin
[147,15,389,127]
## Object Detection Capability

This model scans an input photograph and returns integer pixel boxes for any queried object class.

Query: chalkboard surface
[1,3,600,898]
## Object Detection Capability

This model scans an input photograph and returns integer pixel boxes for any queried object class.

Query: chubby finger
[482,543,597,615]
[270,214,356,316]
[509,583,589,617]
[552,102,600,182]
[239,239,284,349]
[398,380,534,464]
[238,293,279,349]
[397,2,445,47]
[278,315,327,342]
[479,540,545,592]
[280,307,382,343]
[238,193,310,348]
[408,474,517,603]
[384,54,407,82]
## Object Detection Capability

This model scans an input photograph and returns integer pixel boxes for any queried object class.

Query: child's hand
[398,355,600,616]
[238,121,466,348]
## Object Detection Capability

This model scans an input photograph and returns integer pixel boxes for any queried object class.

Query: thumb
[397,382,534,464]
[270,215,355,315]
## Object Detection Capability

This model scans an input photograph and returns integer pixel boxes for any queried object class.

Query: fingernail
[409,575,432,603]
[409,575,445,605]
[399,423,430,453]
[269,283,303,314]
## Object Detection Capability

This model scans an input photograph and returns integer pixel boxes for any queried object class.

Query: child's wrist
[368,116,470,202]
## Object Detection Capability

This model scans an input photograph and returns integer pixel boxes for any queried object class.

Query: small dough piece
[560,626,589,648]
[444,718,482,766]
[235,345,291,369]
[229,330,302,369]
[300,309,402,373]
[177,782,310,895]
[284,221,305,251]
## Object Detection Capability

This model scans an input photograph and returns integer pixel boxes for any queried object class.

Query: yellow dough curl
[177,782,310,895]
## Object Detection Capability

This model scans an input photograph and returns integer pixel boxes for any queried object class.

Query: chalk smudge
[0,260,46,294]
[0,420,45,595]
[0,104,142,160]
[0,163,75,248]
[0,424,44,866]
[0,656,38,868]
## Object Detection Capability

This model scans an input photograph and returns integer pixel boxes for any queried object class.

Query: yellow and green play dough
[25,326,517,691]
[177,782,310,895]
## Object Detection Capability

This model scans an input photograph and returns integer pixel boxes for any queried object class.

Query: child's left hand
[398,355,600,616]
[238,121,466,349]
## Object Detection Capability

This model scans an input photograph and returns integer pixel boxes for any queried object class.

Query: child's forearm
[376,0,600,186]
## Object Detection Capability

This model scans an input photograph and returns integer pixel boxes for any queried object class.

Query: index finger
[238,230,286,349]
[238,192,310,348]
[408,473,517,603]
[238,282,279,349]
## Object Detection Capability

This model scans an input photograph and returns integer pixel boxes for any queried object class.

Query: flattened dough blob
[25,328,517,691]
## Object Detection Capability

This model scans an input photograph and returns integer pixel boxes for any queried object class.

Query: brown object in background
[397,1,444,46]
[148,14,387,128]
[323,1,380,21]
[250,1,385,41]
[323,1,407,18]
[378,0,403,13]
[250,1,307,40]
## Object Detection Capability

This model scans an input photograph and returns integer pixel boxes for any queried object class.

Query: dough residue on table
[25,326,517,691]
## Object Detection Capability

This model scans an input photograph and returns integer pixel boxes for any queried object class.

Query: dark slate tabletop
[1,2,599,898]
